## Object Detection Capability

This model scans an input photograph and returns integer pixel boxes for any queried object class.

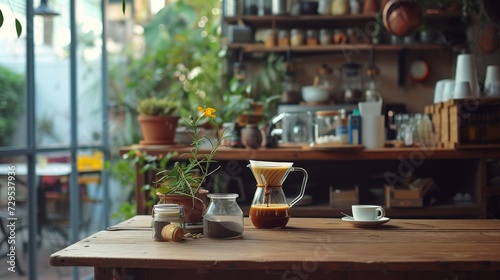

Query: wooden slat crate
[430,98,500,149]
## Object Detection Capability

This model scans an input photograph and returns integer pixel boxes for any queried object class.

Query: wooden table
[50,216,500,280]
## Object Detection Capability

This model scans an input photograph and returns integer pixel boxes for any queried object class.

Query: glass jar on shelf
[278,29,290,47]
[319,29,332,45]
[290,29,304,46]
[264,29,276,47]
[315,110,340,144]
[306,29,318,46]
[281,75,301,104]
[315,64,335,102]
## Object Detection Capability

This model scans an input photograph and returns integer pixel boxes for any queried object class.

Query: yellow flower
[197,106,217,118]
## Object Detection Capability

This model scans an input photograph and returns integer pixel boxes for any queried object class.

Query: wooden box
[429,98,500,149]
[384,185,423,208]
[330,185,358,208]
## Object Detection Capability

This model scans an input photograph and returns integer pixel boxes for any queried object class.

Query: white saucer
[341,217,390,228]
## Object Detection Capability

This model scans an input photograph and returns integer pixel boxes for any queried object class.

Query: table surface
[50,216,500,272]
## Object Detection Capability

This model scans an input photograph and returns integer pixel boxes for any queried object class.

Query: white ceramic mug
[454,81,472,99]
[442,80,455,102]
[351,205,386,221]
[454,54,479,97]
[434,79,453,104]
[486,82,500,98]
[484,65,500,94]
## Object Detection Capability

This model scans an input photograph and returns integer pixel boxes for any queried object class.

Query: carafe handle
[287,167,309,208]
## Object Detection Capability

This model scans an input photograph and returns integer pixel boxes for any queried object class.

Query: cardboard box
[330,185,358,208]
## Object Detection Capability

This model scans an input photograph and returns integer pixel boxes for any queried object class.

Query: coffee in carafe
[248,160,308,228]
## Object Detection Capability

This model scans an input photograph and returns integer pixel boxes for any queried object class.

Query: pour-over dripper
[248,160,293,187]
[247,160,309,228]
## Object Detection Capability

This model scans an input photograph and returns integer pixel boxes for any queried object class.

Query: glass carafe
[248,160,308,228]
[203,193,244,239]
[340,62,364,104]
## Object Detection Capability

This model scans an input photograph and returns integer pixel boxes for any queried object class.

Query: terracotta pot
[383,0,422,37]
[137,115,179,145]
[160,190,208,223]
[477,23,499,55]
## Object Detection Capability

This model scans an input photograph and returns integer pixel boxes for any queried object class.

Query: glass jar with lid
[315,110,340,144]
[290,29,304,46]
[319,29,332,45]
[278,29,290,47]
[203,193,244,239]
[306,29,318,46]
[315,64,335,102]
[152,204,185,241]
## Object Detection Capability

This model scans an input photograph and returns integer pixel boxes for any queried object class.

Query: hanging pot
[477,22,499,55]
[383,0,422,37]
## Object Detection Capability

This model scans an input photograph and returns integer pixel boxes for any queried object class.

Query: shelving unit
[224,11,462,54]
[224,11,461,28]
[121,146,500,219]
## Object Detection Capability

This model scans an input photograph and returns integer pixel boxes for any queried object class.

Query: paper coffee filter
[248,160,294,186]
[249,160,294,167]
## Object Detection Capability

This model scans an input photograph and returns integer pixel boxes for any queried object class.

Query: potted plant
[154,106,227,223]
[137,97,180,145]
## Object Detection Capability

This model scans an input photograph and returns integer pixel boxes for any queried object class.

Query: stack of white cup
[484,65,500,97]
[453,53,479,99]
[434,79,453,103]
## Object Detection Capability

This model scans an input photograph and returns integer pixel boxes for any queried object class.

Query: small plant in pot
[137,97,180,145]
[154,106,228,224]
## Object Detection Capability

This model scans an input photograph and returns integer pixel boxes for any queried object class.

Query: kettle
[383,0,422,37]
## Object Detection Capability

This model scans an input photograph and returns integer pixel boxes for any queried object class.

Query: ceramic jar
[242,124,263,149]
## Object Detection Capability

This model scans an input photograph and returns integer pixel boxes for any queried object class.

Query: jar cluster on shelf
[258,27,372,47]
[225,0,385,17]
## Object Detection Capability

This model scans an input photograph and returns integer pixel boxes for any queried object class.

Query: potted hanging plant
[154,106,228,224]
[137,97,180,145]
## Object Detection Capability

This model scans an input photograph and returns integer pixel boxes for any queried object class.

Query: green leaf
[15,18,21,38]
[122,0,126,14]
[0,10,4,28]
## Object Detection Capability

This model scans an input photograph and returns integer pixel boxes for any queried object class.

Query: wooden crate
[429,98,500,149]
[330,185,358,208]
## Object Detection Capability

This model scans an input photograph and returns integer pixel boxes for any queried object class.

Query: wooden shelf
[121,146,500,161]
[226,43,449,53]
[224,11,461,28]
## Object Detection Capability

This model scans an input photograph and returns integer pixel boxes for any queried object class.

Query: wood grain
[50,216,500,273]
